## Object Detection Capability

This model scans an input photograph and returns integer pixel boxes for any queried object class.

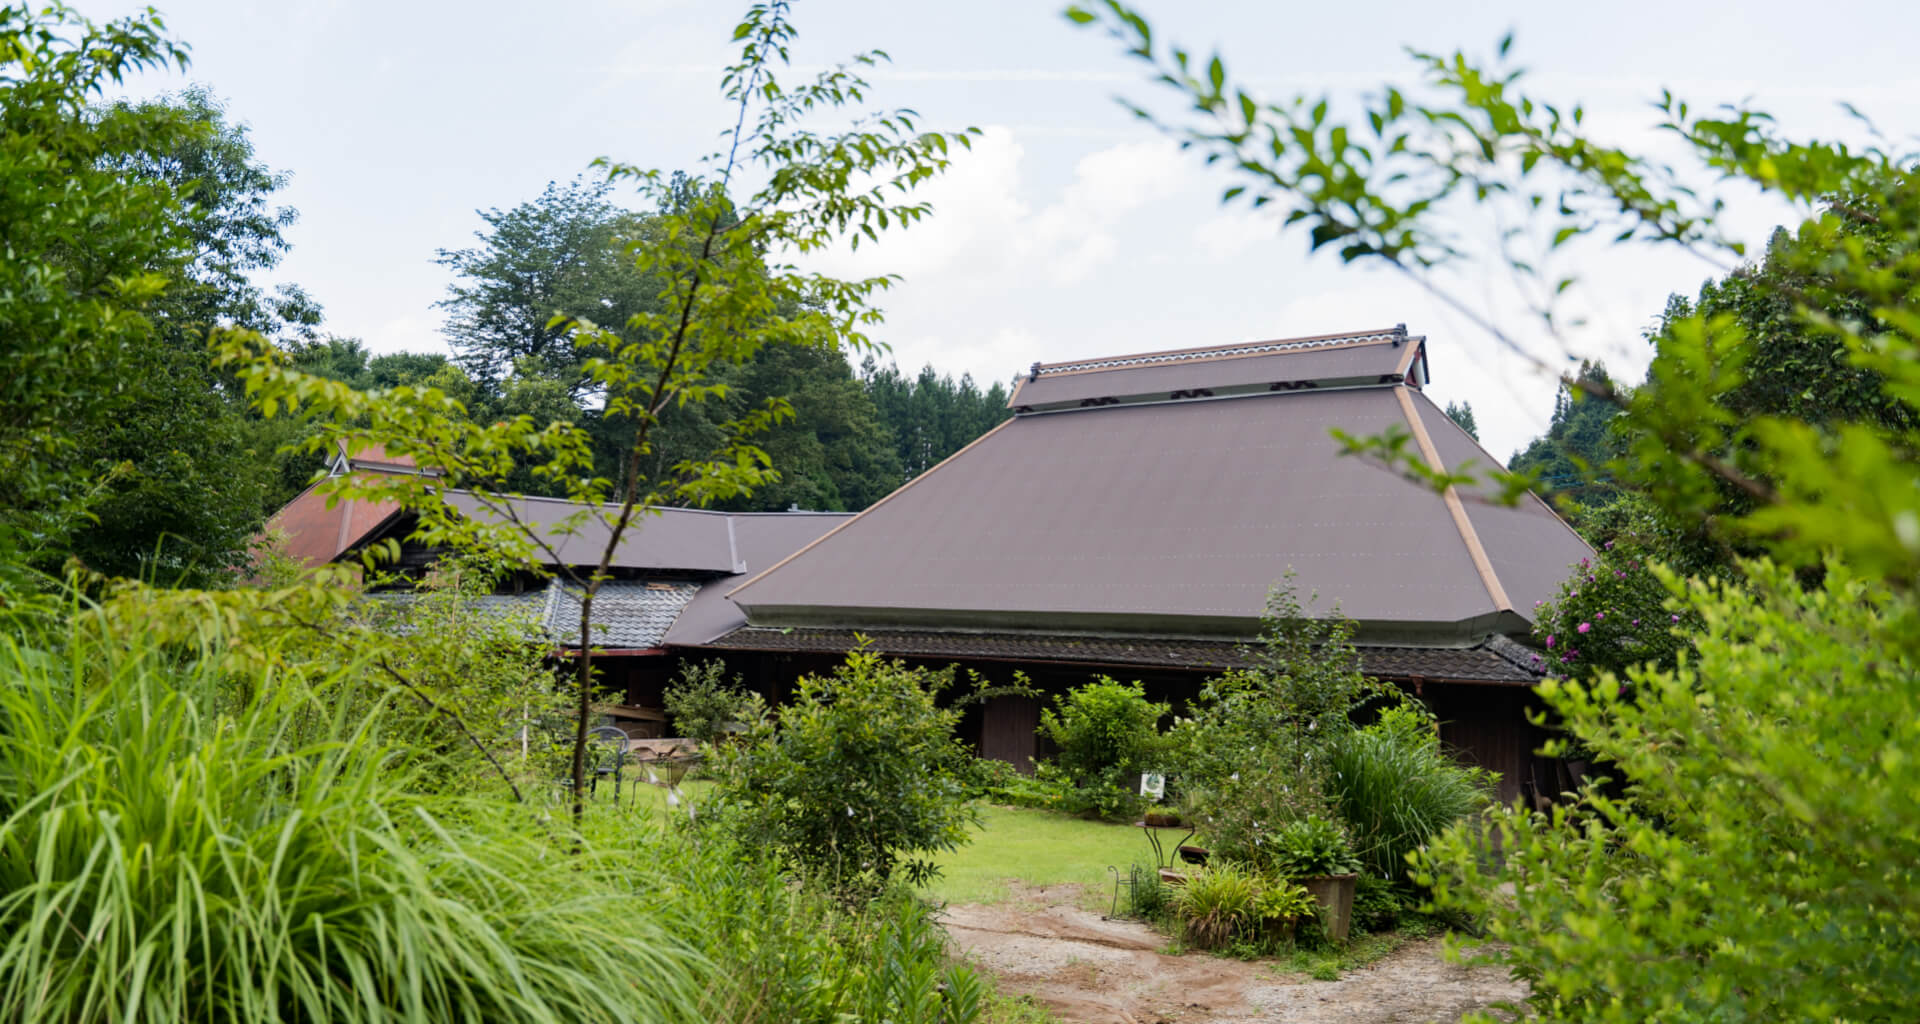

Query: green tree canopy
[0,3,191,578]
[861,359,1011,481]
[1507,360,1623,510]
[61,88,328,583]
[435,177,666,397]
[1442,399,1478,440]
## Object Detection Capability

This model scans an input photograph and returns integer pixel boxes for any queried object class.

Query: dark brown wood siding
[1431,686,1534,805]
[979,695,1041,773]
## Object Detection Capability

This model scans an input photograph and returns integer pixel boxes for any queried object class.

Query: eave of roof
[693,625,1544,685]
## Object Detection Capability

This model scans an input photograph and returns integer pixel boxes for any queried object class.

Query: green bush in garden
[623,823,988,1024]
[1414,560,1920,1022]
[663,657,766,745]
[1039,676,1169,821]
[1265,815,1364,879]
[707,650,977,897]
[1532,542,1703,681]
[1175,582,1405,868]
[1172,861,1262,949]
[1170,861,1316,951]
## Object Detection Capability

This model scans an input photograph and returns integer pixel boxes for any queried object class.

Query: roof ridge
[443,490,837,519]
[1030,326,1411,378]
[1392,385,1514,614]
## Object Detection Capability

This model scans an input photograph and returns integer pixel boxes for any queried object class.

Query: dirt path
[941,885,1524,1024]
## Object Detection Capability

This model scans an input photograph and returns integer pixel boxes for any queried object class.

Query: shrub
[1532,540,1703,681]
[1177,580,1398,851]
[1415,561,1920,1021]
[1267,815,1362,878]
[0,619,705,1023]
[1125,865,1170,920]
[1039,676,1168,821]
[1325,704,1494,881]
[1194,764,1326,873]
[1350,874,1409,933]
[1171,862,1313,951]
[1252,882,1317,929]
[708,650,977,897]
[984,765,1070,810]
[624,822,988,1024]
[1173,861,1262,949]
[664,657,766,745]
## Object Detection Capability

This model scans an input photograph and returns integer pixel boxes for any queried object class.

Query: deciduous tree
[0,2,192,579]
[222,0,974,824]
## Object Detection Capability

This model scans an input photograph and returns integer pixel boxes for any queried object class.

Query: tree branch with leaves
[218,1,973,826]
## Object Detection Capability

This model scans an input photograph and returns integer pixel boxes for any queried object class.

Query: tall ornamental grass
[1325,706,1493,880]
[0,626,705,1023]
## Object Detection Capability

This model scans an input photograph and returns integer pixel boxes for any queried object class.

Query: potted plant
[1252,880,1317,943]
[1270,815,1363,941]
[1143,803,1183,827]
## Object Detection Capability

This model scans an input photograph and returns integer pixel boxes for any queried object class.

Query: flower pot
[1298,873,1358,942]
[1143,811,1183,827]
[1260,916,1298,944]
[1157,868,1189,887]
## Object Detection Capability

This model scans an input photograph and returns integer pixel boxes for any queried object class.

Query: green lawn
[615,786,1153,908]
[923,804,1155,906]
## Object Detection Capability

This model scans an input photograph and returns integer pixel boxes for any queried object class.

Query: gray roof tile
[698,626,1541,684]
[546,580,700,649]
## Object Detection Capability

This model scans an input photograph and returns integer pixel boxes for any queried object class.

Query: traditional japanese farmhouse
[701,326,1591,803]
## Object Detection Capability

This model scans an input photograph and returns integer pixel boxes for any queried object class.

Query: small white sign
[1139,772,1166,799]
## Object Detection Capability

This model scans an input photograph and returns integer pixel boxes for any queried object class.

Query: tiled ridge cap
[1029,325,1410,378]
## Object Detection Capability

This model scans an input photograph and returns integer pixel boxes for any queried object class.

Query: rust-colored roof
[697,625,1542,684]
[729,330,1591,642]
[264,483,403,568]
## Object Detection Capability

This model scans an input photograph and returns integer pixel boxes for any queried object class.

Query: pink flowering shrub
[1533,541,1703,681]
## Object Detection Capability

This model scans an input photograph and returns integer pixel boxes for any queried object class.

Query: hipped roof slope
[730,328,1589,640]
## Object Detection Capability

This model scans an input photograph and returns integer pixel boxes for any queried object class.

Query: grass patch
[922,803,1153,906]
[1270,925,1429,980]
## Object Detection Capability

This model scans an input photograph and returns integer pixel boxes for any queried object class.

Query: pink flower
[1671,614,1681,623]
[1596,612,1606,620]
[1577,622,1591,634]
[1631,619,1640,627]
[1545,635,1556,648]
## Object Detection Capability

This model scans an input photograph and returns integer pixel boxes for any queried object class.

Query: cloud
[1190,208,1285,261]
[812,126,1186,288]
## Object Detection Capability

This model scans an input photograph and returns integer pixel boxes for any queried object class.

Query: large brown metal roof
[729,331,1590,642]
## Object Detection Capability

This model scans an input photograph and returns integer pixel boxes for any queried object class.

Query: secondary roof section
[1009,326,1428,413]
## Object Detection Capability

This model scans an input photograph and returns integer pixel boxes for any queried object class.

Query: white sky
[76,0,1920,458]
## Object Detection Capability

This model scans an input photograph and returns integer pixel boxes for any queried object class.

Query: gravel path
[941,885,1524,1024]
